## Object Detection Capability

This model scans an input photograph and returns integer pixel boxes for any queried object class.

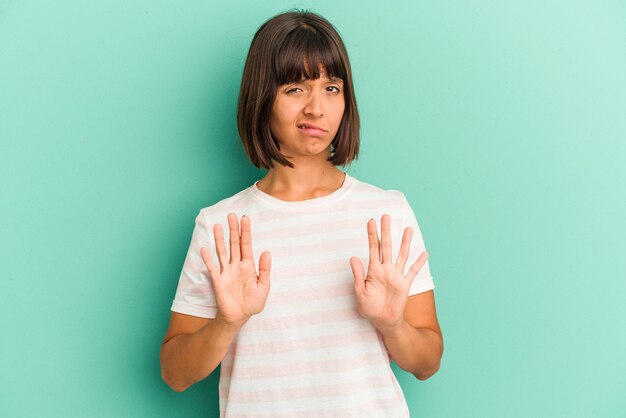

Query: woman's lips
[298,123,327,137]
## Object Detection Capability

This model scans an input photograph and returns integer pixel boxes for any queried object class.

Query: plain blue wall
[1,1,625,416]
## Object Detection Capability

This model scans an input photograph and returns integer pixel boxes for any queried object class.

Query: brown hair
[237,10,360,169]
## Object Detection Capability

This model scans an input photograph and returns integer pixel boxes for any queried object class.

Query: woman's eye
[286,87,302,94]
[326,86,341,93]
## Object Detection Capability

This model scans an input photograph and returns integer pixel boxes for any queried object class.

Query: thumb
[349,257,365,292]
[258,251,271,287]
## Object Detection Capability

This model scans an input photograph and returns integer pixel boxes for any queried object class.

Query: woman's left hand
[350,214,429,332]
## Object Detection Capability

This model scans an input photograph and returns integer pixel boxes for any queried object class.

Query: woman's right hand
[200,213,271,329]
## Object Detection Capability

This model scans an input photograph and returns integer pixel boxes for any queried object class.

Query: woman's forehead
[276,50,345,83]
[285,62,343,82]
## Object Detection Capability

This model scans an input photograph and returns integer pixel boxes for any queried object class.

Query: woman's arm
[161,213,271,392]
[350,214,443,380]
[376,290,443,380]
[160,312,242,392]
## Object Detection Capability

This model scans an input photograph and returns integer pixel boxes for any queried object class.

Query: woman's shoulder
[197,185,257,221]
[349,175,408,206]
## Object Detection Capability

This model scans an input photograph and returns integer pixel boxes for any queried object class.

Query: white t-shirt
[171,173,435,417]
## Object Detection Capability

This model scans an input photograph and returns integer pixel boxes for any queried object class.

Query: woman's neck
[256,161,346,202]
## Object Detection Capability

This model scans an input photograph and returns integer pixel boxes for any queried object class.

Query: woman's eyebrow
[292,76,344,84]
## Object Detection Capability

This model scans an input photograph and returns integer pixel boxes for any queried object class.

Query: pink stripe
[232,328,378,356]
[210,206,305,224]
[269,257,353,277]
[243,306,361,332]
[183,245,356,282]
[176,276,213,296]
[252,218,365,240]
[220,351,386,380]
[224,371,392,403]
[223,394,407,418]
[263,237,365,258]
[266,282,353,306]
[203,197,402,225]
[244,198,401,223]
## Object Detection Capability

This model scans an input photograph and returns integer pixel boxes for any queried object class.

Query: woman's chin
[281,143,332,158]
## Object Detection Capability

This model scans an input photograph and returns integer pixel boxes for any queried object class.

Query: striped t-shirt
[171,172,435,417]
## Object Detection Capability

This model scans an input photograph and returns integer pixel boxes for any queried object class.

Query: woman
[160,10,443,417]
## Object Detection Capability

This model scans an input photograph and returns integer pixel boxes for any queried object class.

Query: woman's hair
[237,10,360,169]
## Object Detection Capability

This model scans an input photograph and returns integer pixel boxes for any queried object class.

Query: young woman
[160,10,443,417]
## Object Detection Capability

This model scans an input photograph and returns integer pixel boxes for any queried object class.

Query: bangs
[238,11,360,169]
[274,25,346,84]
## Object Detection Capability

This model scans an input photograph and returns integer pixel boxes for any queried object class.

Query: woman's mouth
[297,123,327,137]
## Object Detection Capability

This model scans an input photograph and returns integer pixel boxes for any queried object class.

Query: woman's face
[270,68,345,160]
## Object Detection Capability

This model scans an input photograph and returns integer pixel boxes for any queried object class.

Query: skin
[259,68,347,201]
[160,66,443,392]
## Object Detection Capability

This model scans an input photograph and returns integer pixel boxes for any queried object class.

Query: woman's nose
[303,91,323,117]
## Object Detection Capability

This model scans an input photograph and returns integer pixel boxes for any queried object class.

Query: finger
[367,218,380,264]
[380,214,392,264]
[349,257,366,294]
[406,251,430,282]
[240,215,254,261]
[395,227,414,273]
[258,251,271,287]
[213,223,228,271]
[200,247,220,280]
[227,213,241,263]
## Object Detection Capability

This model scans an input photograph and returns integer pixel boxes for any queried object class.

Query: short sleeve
[170,210,218,318]
[400,194,435,296]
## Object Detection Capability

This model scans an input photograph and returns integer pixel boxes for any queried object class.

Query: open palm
[350,214,429,331]
[200,213,271,328]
